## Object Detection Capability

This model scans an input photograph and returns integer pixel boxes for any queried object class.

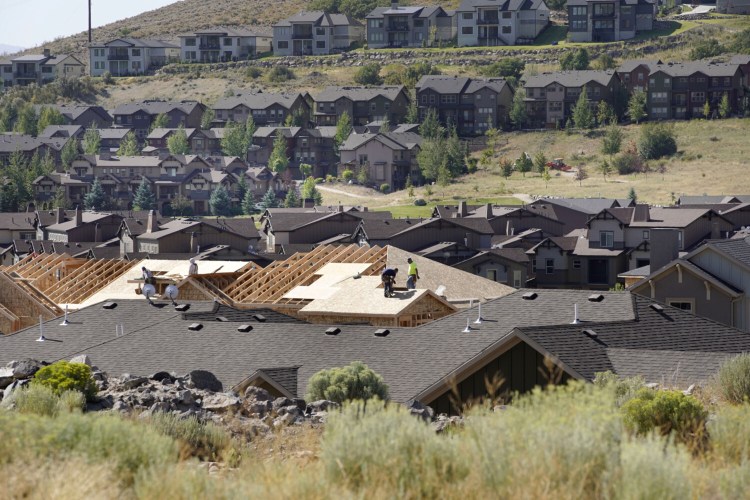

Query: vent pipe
[462,317,471,333]
[474,302,483,324]
[571,303,580,324]
[59,305,69,326]
[36,315,46,342]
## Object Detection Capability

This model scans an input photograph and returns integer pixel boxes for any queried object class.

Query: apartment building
[339,131,424,190]
[312,86,410,126]
[273,11,364,56]
[0,49,84,88]
[178,27,273,63]
[567,0,655,42]
[89,38,180,76]
[365,3,455,49]
[456,0,550,46]
[249,126,337,178]
[111,100,206,140]
[211,92,311,127]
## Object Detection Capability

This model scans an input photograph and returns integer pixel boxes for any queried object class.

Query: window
[185,38,196,46]
[369,19,383,28]
[573,259,581,269]
[277,41,289,49]
[462,12,473,19]
[3,66,10,73]
[131,49,141,56]
[600,231,614,248]
[571,6,587,15]
[316,28,325,36]
[429,94,436,104]
[667,299,694,312]
[316,41,326,49]
[571,20,587,29]
[503,12,512,18]
[414,20,424,27]
[532,259,537,273]
[358,154,368,164]
[545,258,554,274]
[642,230,650,240]
[502,26,511,34]
[487,269,497,281]
[42,66,52,73]
[593,3,614,15]
[186,51,196,60]
[461,26,473,35]
[513,270,522,288]
[549,101,562,112]
[224,38,232,46]
[650,91,667,101]
[691,91,705,103]
[440,95,457,104]
[697,77,706,83]
[664,78,670,84]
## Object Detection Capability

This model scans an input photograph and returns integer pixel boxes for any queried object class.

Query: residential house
[717,0,750,14]
[38,125,84,140]
[112,100,206,140]
[0,49,85,87]
[437,201,566,236]
[354,216,494,251]
[312,86,410,126]
[629,232,750,332]
[339,131,423,190]
[567,0,655,42]
[89,38,180,76]
[730,55,750,88]
[0,213,37,246]
[0,134,68,167]
[616,59,662,93]
[454,248,530,287]
[35,104,113,129]
[416,75,514,135]
[144,128,200,155]
[646,61,745,120]
[527,197,632,235]
[4,289,747,413]
[98,128,133,153]
[250,126,337,178]
[273,11,364,56]
[179,27,273,63]
[523,70,625,128]
[44,208,125,243]
[212,92,311,127]
[365,3,455,49]
[456,0,550,46]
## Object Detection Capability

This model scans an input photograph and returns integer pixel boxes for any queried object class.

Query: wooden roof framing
[224,245,387,305]
[44,259,138,305]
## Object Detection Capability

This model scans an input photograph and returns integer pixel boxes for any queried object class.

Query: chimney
[649,228,680,272]
[146,209,157,233]
[485,203,492,219]
[43,48,50,58]
[711,221,720,239]
[94,223,101,242]
[458,201,467,217]
[303,198,315,208]
[633,204,650,222]
[56,207,64,224]
[338,204,344,213]
[391,0,399,8]
[74,206,82,227]
[190,231,198,253]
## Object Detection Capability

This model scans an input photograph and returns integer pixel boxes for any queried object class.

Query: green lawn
[373,197,523,219]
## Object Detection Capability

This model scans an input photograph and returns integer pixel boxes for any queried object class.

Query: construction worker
[406,257,419,290]
[381,267,398,297]
[142,266,155,285]
[188,258,198,276]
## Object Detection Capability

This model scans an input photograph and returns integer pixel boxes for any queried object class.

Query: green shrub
[246,67,263,79]
[593,371,645,406]
[380,183,390,193]
[325,174,336,183]
[315,177,325,184]
[306,361,388,404]
[353,63,383,86]
[716,353,750,404]
[266,66,296,83]
[5,384,86,416]
[33,361,97,401]
[708,404,750,464]
[621,388,707,444]
[612,151,645,174]
[341,169,354,182]
[321,400,463,497]
[414,198,427,206]
[638,122,677,160]
[467,157,478,174]
[146,412,230,461]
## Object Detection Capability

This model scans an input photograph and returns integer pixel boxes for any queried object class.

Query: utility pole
[88,0,92,43]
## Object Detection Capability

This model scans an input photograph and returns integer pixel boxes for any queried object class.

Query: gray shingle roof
[617,59,663,73]
[524,71,618,89]
[707,237,750,270]
[416,75,470,94]
[313,86,406,103]
[213,92,303,112]
[112,101,202,117]
[650,62,742,78]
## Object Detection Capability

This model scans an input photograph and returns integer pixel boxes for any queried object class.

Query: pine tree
[237,174,248,202]
[167,125,190,155]
[334,112,352,155]
[209,185,232,216]
[242,188,255,215]
[259,186,277,211]
[40,149,55,175]
[268,131,289,173]
[445,126,465,177]
[132,177,155,211]
[82,124,101,155]
[418,108,442,139]
[201,108,215,130]
[52,186,67,209]
[118,131,139,156]
[284,187,300,208]
[509,90,527,129]
[516,152,532,177]
[301,177,322,205]
[84,177,107,211]
[598,159,612,181]
[150,113,169,132]
[628,187,638,203]
[37,106,65,133]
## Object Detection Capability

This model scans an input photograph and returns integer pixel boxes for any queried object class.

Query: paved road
[678,4,715,15]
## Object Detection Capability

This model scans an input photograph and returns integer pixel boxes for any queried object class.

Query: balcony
[14,71,37,79]
[199,43,221,51]
[292,32,313,39]
[591,9,616,18]
[477,16,500,25]
[107,53,129,60]
[387,22,410,31]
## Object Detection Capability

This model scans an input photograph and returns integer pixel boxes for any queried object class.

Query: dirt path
[317,185,377,199]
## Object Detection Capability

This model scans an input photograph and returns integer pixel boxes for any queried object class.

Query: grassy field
[319,118,750,209]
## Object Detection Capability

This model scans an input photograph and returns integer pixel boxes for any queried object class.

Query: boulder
[149,401,172,413]
[0,367,15,389]
[112,400,131,413]
[177,390,195,406]
[12,359,42,379]
[186,370,223,392]
[119,374,148,390]
[406,399,435,422]
[244,401,271,417]
[150,371,174,383]
[271,397,294,412]
[307,400,339,414]
[3,379,29,399]
[69,354,92,366]
[202,393,241,413]
[244,385,272,402]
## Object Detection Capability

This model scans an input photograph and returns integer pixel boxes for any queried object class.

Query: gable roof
[112,101,203,117]
[524,70,618,89]
[213,92,303,112]
[616,59,663,73]
[314,86,406,103]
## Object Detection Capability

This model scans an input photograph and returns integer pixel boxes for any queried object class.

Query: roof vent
[175,304,191,312]
[102,302,117,309]
[374,328,390,337]
[583,329,598,339]
[253,314,266,322]
[237,324,253,333]
[215,316,229,322]
[650,303,664,312]
[325,327,341,336]
[522,292,538,300]
[188,323,203,331]
[588,294,604,302]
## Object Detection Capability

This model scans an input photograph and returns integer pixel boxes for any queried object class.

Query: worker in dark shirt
[381,267,398,297]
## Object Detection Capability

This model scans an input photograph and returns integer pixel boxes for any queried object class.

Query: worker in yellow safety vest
[407,257,419,290]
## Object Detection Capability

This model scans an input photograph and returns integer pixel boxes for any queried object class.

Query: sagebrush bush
[306,361,388,404]
[621,388,707,444]
[147,412,230,461]
[593,371,645,406]
[266,66,295,83]
[414,198,427,206]
[462,383,621,497]
[321,400,464,497]
[638,122,677,160]
[32,360,97,401]
[380,183,390,193]
[716,353,750,404]
[613,436,693,500]
[341,169,354,181]
[708,404,750,464]
[5,384,85,416]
